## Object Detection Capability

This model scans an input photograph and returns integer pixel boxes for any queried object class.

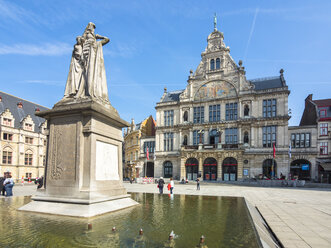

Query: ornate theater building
[154,23,294,181]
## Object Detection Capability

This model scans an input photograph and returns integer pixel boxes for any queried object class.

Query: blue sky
[0,0,330,125]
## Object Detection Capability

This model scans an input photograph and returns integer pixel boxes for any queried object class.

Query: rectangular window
[225,103,237,120]
[2,151,12,164]
[135,151,138,160]
[291,134,296,147]
[24,153,33,165]
[3,118,12,126]
[209,104,220,122]
[193,107,204,123]
[25,137,33,144]
[143,141,155,153]
[291,133,311,148]
[25,173,32,178]
[305,133,310,147]
[320,142,328,155]
[225,128,238,144]
[193,130,204,145]
[24,123,33,131]
[263,126,277,148]
[3,133,13,141]
[164,132,174,151]
[320,109,327,118]
[164,110,174,126]
[320,123,328,136]
[263,99,277,117]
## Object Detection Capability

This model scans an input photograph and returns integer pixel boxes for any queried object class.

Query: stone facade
[0,91,48,182]
[123,115,156,179]
[155,25,291,181]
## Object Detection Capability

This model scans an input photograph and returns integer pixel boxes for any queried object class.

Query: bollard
[139,228,143,235]
[112,226,116,232]
[87,223,92,230]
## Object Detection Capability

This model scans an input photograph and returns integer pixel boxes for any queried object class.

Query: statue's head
[85,22,96,33]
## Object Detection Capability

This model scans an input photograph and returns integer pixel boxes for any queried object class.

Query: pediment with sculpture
[194,80,237,101]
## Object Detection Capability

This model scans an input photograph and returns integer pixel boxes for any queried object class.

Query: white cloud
[0,43,72,56]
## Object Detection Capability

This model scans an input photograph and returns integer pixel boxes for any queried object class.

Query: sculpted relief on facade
[194,81,237,101]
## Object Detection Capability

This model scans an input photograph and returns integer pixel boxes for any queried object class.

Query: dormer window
[24,123,33,131]
[210,59,215,70]
[216,58,220,69]
[3,118,12,126]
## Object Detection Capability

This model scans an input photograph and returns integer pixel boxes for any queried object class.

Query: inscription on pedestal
[96,141,119,181]
[49,124,76,180]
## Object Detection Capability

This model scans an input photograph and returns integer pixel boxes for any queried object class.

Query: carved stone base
[19,195,138,218]
[19,99,137,217]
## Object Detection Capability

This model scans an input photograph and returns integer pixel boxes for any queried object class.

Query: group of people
[0,175,14,197]
[157,177,201,194]
[157,177,174,194]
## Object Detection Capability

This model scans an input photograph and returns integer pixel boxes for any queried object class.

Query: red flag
[146,147,149,160]
[273,143,276,158]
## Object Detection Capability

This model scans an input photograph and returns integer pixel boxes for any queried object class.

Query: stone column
[180,157,186,180]
[217,156,223,180]
[199,156,203,181]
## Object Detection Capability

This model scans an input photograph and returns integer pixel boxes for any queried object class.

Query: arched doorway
[262,159,277,179]
[185,158,198,180]
[290,159,311,180]
[163,161,173,178]
[146,162,154,177]
[222,157,237,181]
[203,157,217,180]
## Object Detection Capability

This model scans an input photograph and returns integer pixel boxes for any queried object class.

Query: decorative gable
[22,115,35,131]
[1,109,15,127]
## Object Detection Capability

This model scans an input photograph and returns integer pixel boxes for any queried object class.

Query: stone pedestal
[19,99,138,217]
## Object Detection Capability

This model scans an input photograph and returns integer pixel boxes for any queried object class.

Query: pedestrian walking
[170,177,174,194]
[196,178,200,190]
[3,175,14,196]
[158,177,165,194]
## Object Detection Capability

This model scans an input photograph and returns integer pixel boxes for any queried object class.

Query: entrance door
[185,158,199,180]
[222,157,237,181]
[203,157,217,180]
[146,162,154,177]
[290,159,310,180]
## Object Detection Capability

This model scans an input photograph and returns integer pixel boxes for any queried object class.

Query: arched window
[244,105,249,116]
[2,147,13,165]
[183,135,188,146]
[210,59,215,71]
[24,150,33,166]
[262,159,277,179]
[244,132,249,144]
[164,161,173,178]
[216,58,220,69]
[183,111,188,122]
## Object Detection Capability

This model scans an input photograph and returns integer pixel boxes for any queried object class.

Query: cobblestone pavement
[124,182,331,248]
[4,182,331,247]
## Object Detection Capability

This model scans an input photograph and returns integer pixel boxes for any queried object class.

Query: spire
[213,13,217,31]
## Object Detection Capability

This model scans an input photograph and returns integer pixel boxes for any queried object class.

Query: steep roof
[161,90,184,103]
[249,76,286,91]
[313,99,331,107]
[0,91,49,132]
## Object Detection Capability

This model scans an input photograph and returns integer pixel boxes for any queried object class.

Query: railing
[222,144,239,149]
[182,145,198,150]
